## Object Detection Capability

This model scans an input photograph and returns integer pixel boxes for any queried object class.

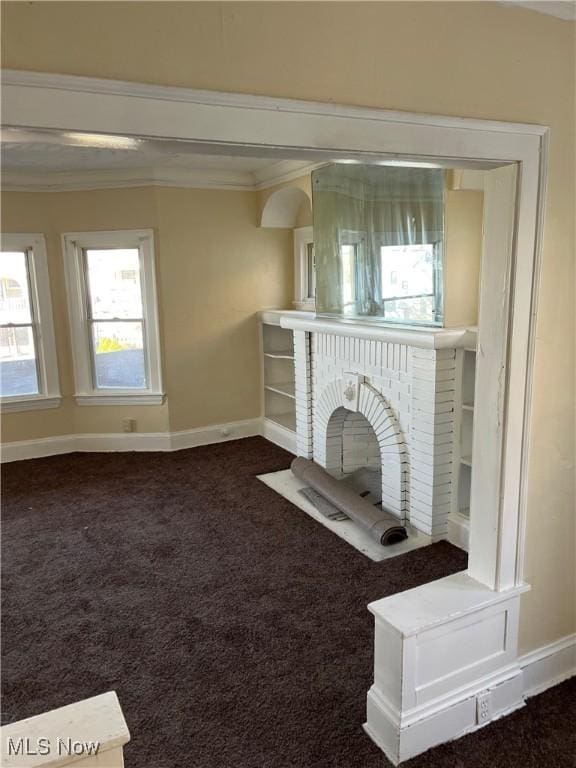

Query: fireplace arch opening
[325,407,381,479]
[313,377,407,523]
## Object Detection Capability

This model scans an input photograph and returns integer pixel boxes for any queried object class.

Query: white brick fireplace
[283,316,476,540]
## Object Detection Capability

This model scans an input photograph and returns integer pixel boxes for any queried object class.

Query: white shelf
[462,403,474,412]
[265,382,295,399]
[267,411,296,432]
[461,456,473,468]
[262,320,297,439]
[264,351,294,360]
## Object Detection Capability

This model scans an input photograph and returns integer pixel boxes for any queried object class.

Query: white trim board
[261,417,297,455]
[0,418,262,463]
[520,634,576,698]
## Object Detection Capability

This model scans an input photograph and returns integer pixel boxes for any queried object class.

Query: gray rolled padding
[291,457,407,546]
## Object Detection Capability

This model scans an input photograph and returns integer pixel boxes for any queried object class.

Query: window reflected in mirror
[313,163,446,326]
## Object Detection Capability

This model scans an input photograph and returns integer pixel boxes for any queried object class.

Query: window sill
[293,299,316,311]
[1,395,62,413]
[75,393,165,406]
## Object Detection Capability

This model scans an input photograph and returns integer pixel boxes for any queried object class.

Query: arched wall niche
[260,185,312,228]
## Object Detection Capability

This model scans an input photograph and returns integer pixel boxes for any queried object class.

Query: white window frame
[62,229,164,406]
[0,233,61,412]
[374,231,444,325]
[293,226,315,311]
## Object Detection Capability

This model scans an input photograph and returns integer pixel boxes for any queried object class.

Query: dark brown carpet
[1,437,574,767]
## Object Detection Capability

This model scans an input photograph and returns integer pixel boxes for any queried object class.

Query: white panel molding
[366,572,530,765]
[0,418,263,463]
[365,625,575,766]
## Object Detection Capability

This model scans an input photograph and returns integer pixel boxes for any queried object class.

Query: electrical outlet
[476,691,492,724]
[122,418,137,433]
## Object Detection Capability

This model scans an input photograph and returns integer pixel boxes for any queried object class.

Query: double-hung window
[293,227,316,310]
[63,230,163,405]
[0,234,60,411]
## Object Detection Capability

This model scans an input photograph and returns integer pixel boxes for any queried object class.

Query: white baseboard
[1,418,263,462]
[519,633,576,698]
[447,511,470,552]
[170,419,263,451]
[261,418,297,454]
[365,668,525,765]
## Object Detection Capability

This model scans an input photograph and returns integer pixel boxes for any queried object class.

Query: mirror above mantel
[309,162,485,329]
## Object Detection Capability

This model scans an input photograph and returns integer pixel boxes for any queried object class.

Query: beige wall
[444,189,484,327]
[1,186,293,439]
[155,187,292,431]
[2,1,574,655]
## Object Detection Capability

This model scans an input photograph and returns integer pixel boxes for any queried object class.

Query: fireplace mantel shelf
[275,312,477,350]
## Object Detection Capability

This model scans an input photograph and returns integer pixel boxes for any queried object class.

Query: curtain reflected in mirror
[313,164,444,326]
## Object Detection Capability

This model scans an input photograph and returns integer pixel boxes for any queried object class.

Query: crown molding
[1,160,324,193]
[1,166,257,192]
[252,159,322,190]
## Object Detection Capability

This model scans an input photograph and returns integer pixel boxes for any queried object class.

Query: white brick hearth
[285,317,475,540]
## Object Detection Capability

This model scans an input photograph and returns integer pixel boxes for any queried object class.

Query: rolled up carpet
[291,457,407,546]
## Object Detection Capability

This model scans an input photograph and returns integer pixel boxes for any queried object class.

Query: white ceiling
[1,139,274,173]
[0,129,321,192]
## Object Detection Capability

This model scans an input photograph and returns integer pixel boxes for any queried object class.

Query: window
[0,234,60,411]
[338,230,367,316]
[306,242,316,301]
[63,230,163,405]
[379,241,443,323]
[293,227,315,310]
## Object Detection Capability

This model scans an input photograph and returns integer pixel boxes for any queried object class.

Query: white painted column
[293,330,313,458]
[409,348,458,539]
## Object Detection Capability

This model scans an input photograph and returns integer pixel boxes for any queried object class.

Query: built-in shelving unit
[260,313,297,452]
[265,381,296,399]
[448,339,477,552]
